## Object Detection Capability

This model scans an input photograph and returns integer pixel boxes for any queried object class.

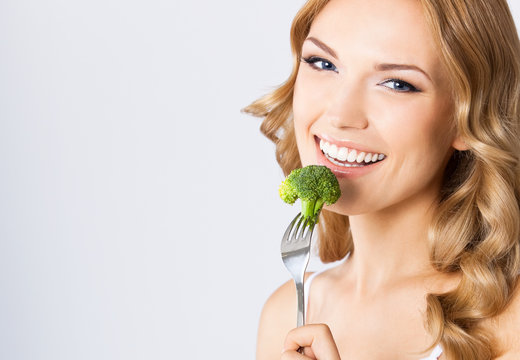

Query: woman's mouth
[319,139,386,168]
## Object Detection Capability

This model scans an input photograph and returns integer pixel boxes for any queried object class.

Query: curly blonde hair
[244,0,520,358]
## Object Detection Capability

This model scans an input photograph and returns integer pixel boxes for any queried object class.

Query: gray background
[1,1,519,359]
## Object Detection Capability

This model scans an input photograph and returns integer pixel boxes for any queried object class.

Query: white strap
[420,345,443,360]
[303,271,321,315]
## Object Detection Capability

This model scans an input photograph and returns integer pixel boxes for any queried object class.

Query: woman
[245,0,520,359]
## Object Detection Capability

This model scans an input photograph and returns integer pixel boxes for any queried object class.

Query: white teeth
[322,141,329,153]
[319,139,386,165]
[337,147,348,161]
[328,144,338,158]
[347,149,357,163]
[325,154,364,167]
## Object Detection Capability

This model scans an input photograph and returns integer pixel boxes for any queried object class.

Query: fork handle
[296,280,305,354]
[296,280,305,327]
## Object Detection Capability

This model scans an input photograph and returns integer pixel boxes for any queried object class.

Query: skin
[257,0,520,359]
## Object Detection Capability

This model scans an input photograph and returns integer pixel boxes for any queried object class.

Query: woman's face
[293,0,463,216]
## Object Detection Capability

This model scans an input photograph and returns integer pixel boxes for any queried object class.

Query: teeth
[328,144,338,158]
[325,154,364,167]
[356,152,366,163]
[337,147,348,161]
[347,149,357,163]
[321,141,329,153]
[319,139,386,165]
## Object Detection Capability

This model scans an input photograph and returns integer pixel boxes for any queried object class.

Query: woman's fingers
[280,350,314,360]
[282,324,341,360]
[280,346,316,360]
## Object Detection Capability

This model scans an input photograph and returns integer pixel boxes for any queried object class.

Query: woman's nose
[323,85,369,130]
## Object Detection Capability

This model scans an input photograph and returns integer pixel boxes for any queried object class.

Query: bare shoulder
[256,273,314,360]
[489,280,520,359]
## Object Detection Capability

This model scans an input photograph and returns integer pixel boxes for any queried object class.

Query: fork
[281,212,315,329]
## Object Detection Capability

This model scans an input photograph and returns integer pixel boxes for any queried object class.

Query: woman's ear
[452,136,469,151]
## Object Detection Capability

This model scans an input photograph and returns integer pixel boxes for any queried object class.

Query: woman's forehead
[308,0,438,65]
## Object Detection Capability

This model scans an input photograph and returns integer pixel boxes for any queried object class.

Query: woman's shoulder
[487,280,520,359]
[256,273,315,360]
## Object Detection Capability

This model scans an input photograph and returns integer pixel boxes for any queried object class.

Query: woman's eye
[302,56,338,72]
[381,79,419,93]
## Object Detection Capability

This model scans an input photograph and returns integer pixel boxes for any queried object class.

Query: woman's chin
[323,202,357,217]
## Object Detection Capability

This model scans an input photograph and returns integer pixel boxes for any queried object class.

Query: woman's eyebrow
[305,37,338,59]
[375,63,432,82]
[305,36,433,82]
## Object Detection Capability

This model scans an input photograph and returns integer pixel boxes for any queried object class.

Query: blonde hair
[244,0,520,358]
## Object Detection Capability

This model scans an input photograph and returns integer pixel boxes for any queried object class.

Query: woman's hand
[281,324,341,360]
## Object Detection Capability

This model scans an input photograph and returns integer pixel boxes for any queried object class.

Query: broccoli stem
[314,199,325,216]
[301,200,316,220]
[301,198,326,225]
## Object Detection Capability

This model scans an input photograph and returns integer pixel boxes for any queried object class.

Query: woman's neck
[345,198,438,297]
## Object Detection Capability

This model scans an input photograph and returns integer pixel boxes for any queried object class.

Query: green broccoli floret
[279,165,341,225]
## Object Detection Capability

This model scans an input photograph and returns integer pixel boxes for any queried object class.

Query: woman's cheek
[293,80,316,146]
[294,71,331,121]
[293,79,313,125]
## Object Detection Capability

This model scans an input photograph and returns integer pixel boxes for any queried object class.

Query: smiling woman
[244,0,520,359]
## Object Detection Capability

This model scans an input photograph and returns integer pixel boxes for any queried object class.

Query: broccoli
[279,165,341,225]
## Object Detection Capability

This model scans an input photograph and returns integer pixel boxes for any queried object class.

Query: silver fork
[281,212,315,329]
